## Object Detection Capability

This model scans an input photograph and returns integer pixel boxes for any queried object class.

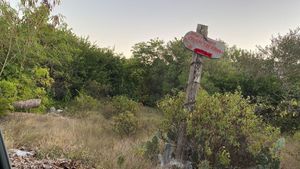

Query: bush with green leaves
[0,70,53,113]
[112,111,138,136]
[83,80,111,99]
[34,67,54,89]
[143,136,160,161]
[0,97,11,116]
[274,99,300,133]
[66,92,101,117]
[255,98,300,134]
[0,80,17,114]
[158,91,281,168]
[111,95,139,116]
[17,70,53,112]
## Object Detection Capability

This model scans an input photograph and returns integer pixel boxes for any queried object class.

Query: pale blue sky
[11,0,300,56]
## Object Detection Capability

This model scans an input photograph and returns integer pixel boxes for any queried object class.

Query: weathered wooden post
[175,24,207,161]
[175,24,225,163]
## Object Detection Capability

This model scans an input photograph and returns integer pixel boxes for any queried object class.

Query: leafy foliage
[273,99,300,133]
[112,111,138,136]
[0,68,53,113]
[110,96,140,136]
[0,0,298,138]
[0,80,16,114]
[111,96,139,115]
[65,92,100,117]
[143,136,160,161]
[159,91,281,168]
[0,1,299,169]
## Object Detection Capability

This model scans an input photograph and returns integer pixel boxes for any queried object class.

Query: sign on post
[183,31,225,59]
[175,24,225,164]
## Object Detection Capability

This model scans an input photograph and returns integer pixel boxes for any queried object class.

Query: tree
[257,28,300,132]
[129,38,191,105]
[0,0,61,79]
[0,0,61,113]
[261,28,300,100]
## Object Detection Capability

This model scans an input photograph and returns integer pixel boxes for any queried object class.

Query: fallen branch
[13,99,41,109]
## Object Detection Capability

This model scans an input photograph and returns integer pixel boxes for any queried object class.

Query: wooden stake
[175,24,208,162]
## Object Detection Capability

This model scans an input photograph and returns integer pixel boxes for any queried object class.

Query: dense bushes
[0,67,53,113]
[142,135,160,161]
[273,99,300,133]
[112,111,138,136]
[0,97,11,116]
[0,0,298,138]
[0,80,17,114]
[112,96,139,115]
[0,1,298,169]
[65,92,101,117]
[110,96,140,136]
[158,91,281,168]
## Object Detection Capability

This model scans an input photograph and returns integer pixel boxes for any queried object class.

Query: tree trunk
[13,99,42,109]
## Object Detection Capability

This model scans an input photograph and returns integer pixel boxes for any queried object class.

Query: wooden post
[175,24,208,161]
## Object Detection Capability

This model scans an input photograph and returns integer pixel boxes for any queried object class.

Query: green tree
[260,28,300,100]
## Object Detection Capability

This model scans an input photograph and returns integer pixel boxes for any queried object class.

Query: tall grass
[0,110,161,169]
[1,109,298,168]
[280,132,300,169]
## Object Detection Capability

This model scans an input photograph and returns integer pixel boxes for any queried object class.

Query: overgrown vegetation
[112,111,139,136]
[0,111,161,168]
[0,0,299,168]
[159,91,281,168]
[111,95,139,117]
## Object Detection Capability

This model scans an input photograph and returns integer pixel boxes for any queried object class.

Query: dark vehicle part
[0,130,11,169]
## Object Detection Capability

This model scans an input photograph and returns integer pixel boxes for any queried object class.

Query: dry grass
[280,132,300,169]
[1,110,299,169]
[0,110,162,169]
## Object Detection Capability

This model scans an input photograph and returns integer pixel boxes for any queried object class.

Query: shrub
[0,80,17,114]
[0,97,11,116]
[101,103,117,119]
[143,136,160,161]
[66,92,101,117]
[0,70,54,113]
[110,95,139,117]
[0,80,17,98]
[257,99,300,133]
[159,91,281,168]
[112,111,138,136]
[83,80,111,99]
[34,67,54,88]
[274,99,300,133]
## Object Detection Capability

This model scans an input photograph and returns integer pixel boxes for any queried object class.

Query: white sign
[183,31,225,59]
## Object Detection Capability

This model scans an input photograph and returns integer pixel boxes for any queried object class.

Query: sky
[11,0,300,56]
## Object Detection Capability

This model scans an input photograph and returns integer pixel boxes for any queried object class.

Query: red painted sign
[183,31,225,59]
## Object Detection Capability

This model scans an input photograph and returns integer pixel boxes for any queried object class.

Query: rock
[56,109,63,113]
[49,107,56,113]
[10,149,34,157]
[13,99,41,109]
[49,107,63,113]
